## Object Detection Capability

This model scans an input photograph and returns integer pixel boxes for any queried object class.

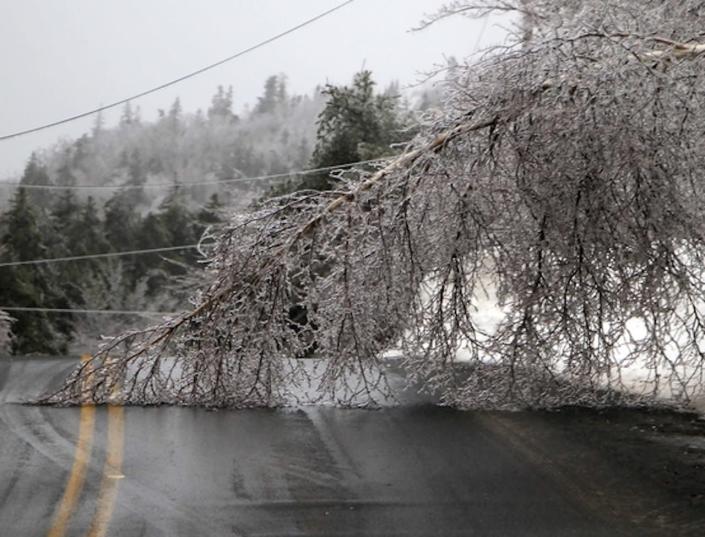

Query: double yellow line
[47,354,125,537]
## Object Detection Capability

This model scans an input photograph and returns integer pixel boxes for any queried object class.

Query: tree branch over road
[42,0,705,409]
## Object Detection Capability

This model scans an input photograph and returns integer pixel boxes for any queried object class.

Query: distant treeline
[0,71,439,354]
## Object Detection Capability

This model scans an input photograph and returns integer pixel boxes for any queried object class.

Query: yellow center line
[86,358,125,537]
[46,354,96,537]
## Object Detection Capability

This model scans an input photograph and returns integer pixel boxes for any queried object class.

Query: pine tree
[69,197,111,281]
[299,71,409,191]
[254,75,280,115]
[276,74,288,107]
[51,190,80,244]
[116,149,149,208]
[0,189,68,354]
[159,187,196,248]
[104,191,141,252]
[135,212,170,295]
[91,110,105,138]
[19,153,53,209]
[120,101,141,126]
[158,187,199,274]
[193,193,224,236]
[167,97,183,133]
[73,197,109,255]
[208,85,237,122]
[49,190,87,318]
[104,186,143,290]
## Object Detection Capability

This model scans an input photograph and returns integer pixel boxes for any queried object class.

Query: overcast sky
[0,0,510,179]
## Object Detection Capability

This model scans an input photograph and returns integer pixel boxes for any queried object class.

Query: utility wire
[0,306,178,317]
[0,244,200,268]
[0,157,388,191]
[0,156,393,272]
[0,0,356,142]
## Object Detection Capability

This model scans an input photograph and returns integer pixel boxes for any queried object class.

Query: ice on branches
[42,1,705,408]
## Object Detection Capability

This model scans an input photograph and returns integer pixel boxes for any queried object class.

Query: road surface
[0,356,704,536]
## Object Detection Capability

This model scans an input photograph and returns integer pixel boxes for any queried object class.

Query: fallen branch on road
[40,3,705,409]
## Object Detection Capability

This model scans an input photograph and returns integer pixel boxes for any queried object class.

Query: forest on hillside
[0,71,435,355]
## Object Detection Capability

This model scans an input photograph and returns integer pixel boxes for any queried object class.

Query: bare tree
[43,0,705,409]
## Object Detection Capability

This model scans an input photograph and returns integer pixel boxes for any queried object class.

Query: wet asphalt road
[0,357,701,537]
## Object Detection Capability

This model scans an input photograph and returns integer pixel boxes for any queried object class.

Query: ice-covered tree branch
[42,0,705,409]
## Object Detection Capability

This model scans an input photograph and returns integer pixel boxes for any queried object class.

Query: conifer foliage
[0,75,326,354]
[0,188,68,354]
[299,71,411,192]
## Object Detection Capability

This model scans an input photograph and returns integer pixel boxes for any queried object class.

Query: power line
[0,306,178,317]
[0,157,392,269]
[0,0,356,142]
[0,244,200,268]
[0,157,388,191]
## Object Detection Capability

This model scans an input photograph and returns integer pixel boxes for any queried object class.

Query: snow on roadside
[384,275,705,415]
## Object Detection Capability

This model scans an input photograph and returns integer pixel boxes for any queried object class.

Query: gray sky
[0,0,509,179]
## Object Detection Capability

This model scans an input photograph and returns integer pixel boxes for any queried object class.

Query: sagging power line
[0,0,355,142]
[0,306,178,317]
[0,244,201,269]
[0,157,388,191]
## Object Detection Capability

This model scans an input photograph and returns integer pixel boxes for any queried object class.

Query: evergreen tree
[208,85,237,122]
[159,187,197,249]
[127,149,146,187]
[299,71,409,191]
[0,73,334,349]
[194,193,224,236]
[276,75,288,106]
[69,197,111,282]
[91,110,105,137]
[71,197,110,256]
[260,72,413,350]
[135,212,171,295]
[169,97,182,119]
[132,187,199,295]
[158,187,200,275]
[120,101,141,126]
[254,75,284,115]
[49,190,88,317]
[19,153,53,209]
[167,97,183,133]
[55,148,78,188]
[116,149,149,207]
[3,189,45,262]
[0,189,68,354]
[104,186,143,289]
[104,191,141,252]
[50,189,80,255]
